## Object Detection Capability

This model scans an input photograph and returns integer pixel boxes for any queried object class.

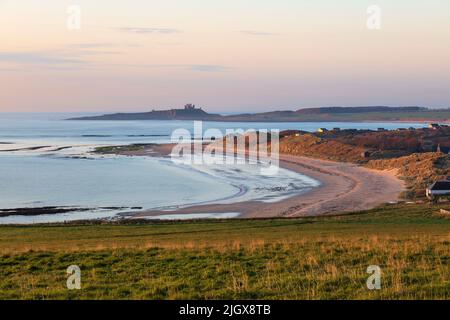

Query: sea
[0,112,427,224]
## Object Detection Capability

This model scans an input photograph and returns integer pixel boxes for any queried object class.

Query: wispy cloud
[106,63,231,73]
[66,42,141,49]
[116,27,182,34]
[239,30,279,36]
[0,52,86,66]
[156,42,183,46]
[0,42,229,73]
[0,43,132,70]
[188,65,230,72]
[145,64,231,73]
[0,67,19,72]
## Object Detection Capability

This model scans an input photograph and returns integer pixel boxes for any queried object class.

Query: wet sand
[126,146,405,218]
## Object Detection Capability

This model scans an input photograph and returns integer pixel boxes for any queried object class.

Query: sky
[1,0,450,113]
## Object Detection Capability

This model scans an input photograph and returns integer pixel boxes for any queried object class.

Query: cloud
[116,27,182,34]
[156,42,183,46]
[62,43,140,56]
[0,67,18,72]
[0,44,129,70]
[0,52,86,66]
[105,63,231,73]
[188,65,230,72]
[239,30,279,36]
[66,42,141,49]
[0,44,229,73]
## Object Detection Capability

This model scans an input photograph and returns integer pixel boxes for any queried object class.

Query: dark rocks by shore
[0,206,142,217]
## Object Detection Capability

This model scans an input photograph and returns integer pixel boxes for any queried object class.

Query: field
[0,203,448,300]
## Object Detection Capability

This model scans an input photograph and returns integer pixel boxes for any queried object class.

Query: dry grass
[367,153,449,198]
[279,134,366,163]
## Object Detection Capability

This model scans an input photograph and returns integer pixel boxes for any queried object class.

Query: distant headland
[68,105,450,122]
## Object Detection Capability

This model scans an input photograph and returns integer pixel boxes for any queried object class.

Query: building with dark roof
[426,180,450,199]
[436,144,450,154]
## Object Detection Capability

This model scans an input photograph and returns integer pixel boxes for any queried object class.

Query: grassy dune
[0,204,448,300]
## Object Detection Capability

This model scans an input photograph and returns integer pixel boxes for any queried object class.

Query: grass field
[0,203,448,300]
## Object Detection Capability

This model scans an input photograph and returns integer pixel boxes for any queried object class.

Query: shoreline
[0,142,407,222]
[67,118,450,124]
[123,145,406,219]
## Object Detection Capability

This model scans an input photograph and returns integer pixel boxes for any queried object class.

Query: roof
[429,180,450,191]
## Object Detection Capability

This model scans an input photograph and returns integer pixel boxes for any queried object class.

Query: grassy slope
[367,153,450,198]
[280,134,366,162]
[223,111,450,122]
[0,204,448,300]
[279,129,449,199]
[292,111,450,122]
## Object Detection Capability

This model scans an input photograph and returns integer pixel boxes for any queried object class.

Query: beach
[0,116,422,223]
[126,146,406,219]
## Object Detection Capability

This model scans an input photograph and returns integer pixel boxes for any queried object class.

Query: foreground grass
[0,203,448,299]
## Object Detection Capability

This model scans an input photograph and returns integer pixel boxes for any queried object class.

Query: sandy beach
[127,146,406,219]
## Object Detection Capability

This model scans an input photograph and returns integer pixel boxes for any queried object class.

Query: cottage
[317,128,328,133]
[426,180,450,200]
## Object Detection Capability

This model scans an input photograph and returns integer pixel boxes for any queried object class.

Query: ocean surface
[0,113,427,224]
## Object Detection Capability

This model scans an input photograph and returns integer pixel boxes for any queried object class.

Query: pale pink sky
[1,0,450,112]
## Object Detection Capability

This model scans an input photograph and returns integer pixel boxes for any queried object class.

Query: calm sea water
[0,113,426,224]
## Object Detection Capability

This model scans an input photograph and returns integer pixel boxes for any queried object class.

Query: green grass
[94,144,151,154]
[291,111,450,122]
[0,203,448,299]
